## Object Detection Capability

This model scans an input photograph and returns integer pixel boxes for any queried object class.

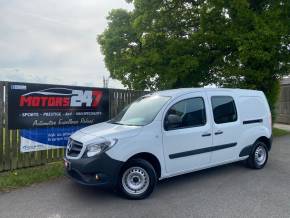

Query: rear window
[211,96,237,124]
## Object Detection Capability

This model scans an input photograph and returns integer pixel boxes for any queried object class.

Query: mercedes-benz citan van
[64,88,272,199]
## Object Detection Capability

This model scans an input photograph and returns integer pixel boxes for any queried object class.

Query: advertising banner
[7,82,109,152]
[20,126,84,152]
[8,83,109,129]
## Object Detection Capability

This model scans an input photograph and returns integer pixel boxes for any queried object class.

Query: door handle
[214,130,223,135]
[202,133,211,137]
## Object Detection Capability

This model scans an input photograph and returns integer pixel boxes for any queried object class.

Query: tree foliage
[98,0,290,112]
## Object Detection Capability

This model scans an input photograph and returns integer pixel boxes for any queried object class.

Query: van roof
[153,88,263,98]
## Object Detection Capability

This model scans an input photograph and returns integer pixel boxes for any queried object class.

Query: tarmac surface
[0,135,290,218]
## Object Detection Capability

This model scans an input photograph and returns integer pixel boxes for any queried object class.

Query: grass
[0,161,64,192]
[273,127,290,137]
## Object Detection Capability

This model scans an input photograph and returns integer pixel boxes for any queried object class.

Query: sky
[0,0,133,88]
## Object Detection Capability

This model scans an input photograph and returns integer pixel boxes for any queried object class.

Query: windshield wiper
[110,122,125,125]
[110,121,143,126]
[125,124,144,126]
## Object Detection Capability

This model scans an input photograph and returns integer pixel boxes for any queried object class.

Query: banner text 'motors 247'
[8,83,109,129]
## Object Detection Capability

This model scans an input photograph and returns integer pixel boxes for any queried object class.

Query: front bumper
[64,153,124,187]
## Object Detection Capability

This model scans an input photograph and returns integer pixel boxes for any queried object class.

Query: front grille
[67,139,83,157]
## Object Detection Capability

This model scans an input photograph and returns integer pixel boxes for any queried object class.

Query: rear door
[207,91,241,164]
[162,92,213,175]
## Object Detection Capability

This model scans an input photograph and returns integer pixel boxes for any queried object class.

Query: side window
[164,97,206,130]
[211,96,237,124]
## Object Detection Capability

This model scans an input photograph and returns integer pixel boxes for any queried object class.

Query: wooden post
[0,82,4,172]
[16,130,24,169]
[11,130,17,170]
[4,82,11,171]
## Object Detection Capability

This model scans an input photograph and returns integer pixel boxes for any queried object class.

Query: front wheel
[118,159,157,200]
[246,141,268,169]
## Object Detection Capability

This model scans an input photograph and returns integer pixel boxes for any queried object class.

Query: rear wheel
[246,141,268,169]
[118,159,157,200]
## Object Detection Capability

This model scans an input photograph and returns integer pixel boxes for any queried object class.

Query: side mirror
[165,114,182,130]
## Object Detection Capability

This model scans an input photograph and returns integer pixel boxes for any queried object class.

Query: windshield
[109,95,170,126]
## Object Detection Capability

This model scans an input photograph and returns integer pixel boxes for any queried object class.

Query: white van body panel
[68,88,272,180]
[161,91,213,174]
[106,121,167,175]
[78,122,142,140]
[206,90,241,164]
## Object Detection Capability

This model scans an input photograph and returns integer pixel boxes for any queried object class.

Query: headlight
[86,138,118,157]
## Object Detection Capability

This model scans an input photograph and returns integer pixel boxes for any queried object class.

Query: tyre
[246,141,268,169]
[118,159,157,200]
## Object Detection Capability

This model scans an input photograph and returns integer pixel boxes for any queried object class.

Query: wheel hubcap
[254,145,267,166]
[122,167,150,195]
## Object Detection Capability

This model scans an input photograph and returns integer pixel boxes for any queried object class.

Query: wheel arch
[124,152,162,179]
[256,136,272,151]
[239,135,272,157]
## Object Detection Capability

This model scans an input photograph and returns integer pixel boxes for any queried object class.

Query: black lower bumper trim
[64,153,124,187]
[269,135,273,151]
[239,145,252,157]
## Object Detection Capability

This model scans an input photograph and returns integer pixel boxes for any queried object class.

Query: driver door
[162,92,213,175]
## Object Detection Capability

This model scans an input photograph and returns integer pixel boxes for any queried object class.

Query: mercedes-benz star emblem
[67,141,73,152]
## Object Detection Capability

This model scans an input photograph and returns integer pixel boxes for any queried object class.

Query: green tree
[201,0,290,113]
[98,0,290,113]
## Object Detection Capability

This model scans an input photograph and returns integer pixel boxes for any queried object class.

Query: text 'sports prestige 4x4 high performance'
[64,88,272,199]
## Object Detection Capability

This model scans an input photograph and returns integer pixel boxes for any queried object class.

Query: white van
[64,88,272,199]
